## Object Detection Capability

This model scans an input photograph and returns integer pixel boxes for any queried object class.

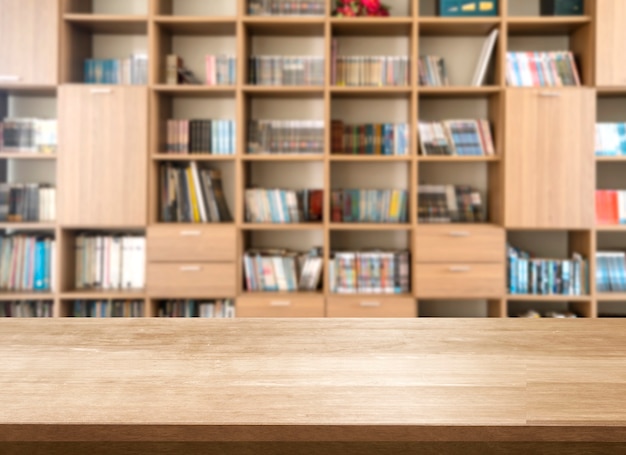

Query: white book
[136,237,146,289]
[472,29,499,87]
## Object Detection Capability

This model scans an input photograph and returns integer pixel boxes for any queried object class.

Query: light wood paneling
[416,225,505,263]
[237,295,325,317]
[415,263,505,299]
[596,0,626,86]
[147,263,236,297]
[0,0,58,86]
[326,297,416,318]
[147,225,237,262]
[504,89,595,229]
[58,86,148,227]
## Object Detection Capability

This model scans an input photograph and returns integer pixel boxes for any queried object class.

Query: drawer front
[147,263,236,298]
[415,263,505,298]
[148,226,236,263]
[416,225,505,263]
[326,297,416,318]
[237,296,325,318]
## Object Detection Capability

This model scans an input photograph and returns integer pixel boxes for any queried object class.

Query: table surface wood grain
[1,319,626,444]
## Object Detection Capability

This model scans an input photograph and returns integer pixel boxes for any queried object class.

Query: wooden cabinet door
[59,86,147,227]
[596,0,626,86]
[505,89,594,229]
[0,0,58,86]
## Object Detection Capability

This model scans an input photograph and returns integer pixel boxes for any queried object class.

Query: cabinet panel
[504,89,595,229]
[237,295,325,318]
[596,0,626,86]
[59,86,148,226]
[326,297,416,318]
[415,264,505,299]
[416,225,505,263]
[148,226,237,263]
[147,263,236,298]
[0,0,58,86]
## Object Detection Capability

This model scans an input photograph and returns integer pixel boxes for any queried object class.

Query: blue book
[33,241,45,291]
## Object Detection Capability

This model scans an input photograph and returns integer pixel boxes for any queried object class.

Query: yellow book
[390,190,400,220]
[186,167,200,222]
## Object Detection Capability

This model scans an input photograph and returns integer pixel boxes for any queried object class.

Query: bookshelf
[0,0,624,318]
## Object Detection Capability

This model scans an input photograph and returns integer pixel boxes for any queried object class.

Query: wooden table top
[1,319,626,444]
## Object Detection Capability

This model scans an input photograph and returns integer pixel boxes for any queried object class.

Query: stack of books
[205,55,237,85]
[0,235,56,292]
[418,185,484,223]
[84,54,148,85]
[248,120,325,155]
[0,118,57,154]
[331,121,409,156]
[596,251,626,293]
[505,51,580,86]
[158,299,236,318]
[331,189,408,223]
[248,0,325,15]
[329,250,410,294]
[418,56,449,86]
[418,120,495,156]
[72,301,145,318]
[0,184,56,222]
[0,301,53,318]
[333,56,410,87]
[166,119,235,155]
[243,248,323,292]
[248,56,325,85]
[245,189,323,223]
[595,123,626,156]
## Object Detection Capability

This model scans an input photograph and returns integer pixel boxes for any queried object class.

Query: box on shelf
[438,0,497,17]
[540,0,584,16]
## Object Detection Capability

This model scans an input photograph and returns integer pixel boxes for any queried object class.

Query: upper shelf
[419,17,500,36]
[243,17,325,36]
[506,16,592,35]
[331,18,413,36]
[154,17,236,35]
[64,14,149,34]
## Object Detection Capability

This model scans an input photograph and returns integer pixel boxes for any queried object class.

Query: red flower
[361,0,382,13]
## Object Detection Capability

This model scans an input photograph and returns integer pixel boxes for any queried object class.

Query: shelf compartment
[331,18,413,36]
[243,17,325,36]
[419,18,501,36]
[154,17,236,35]
[507,17,592,35]
[64,14,149,34]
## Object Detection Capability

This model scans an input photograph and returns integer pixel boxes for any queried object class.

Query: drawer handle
[180,266,202,272]
[539,91,561,98]
[270,301,292,307]
[449,266,471,273]
[90,88,113,94]
[360,301,381,308]
[449,231,470,238]
[180,230,201,237]
[0,75,21,81]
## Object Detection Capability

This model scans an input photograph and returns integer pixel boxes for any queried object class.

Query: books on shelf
[166,119,235,155]
[248,120,324,155]
[0,184,56,223]
[0,118,57,154]
[596,251,626,293]
[331,189,408,223]
[74,234,145,291]
[329,250,410,295]
[1,301,53,318]
[471,28,499,86]
[248,56,325,86]
[507,243,588,296]
[419,184,485,223]
[331,121,409,156]
[505,51,580,87]
[418,120,495,156]
[72,300,145,318]
[84,54,148,85]
[334,56,410,87]
[418,56,449,87]
[596,190,626,225]
[205,55,237,86]
[160,163,233,223]
[243,248,323,292]
[517,309,578,318]
[595,123,626,157]
[0,235,56,292]
[248,0,325,15]
[245,189,323,223]
[158,299,236,318]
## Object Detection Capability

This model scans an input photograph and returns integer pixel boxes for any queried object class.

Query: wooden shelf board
[419,17,501,36]
[329,293,414,299]
[507,16,592,35]
[329,223,411,231]
[418,86,501,97]
[418,155,500,162]
[0,223,56,231]
[331,18,413,36]
[242,154,324,161]
[597,87,626,96]
[242,223,324,231]
[239,292,324,298]
[0,153,56,160]
[150,222,236,228]
[331,86,411,98]
[152,85,236,96]
[59,226,147,232]
[154,16,236,35]
[243,86,324,97]
[152,154,236,161]
[243,17,325,36]
[60,291,146,300]
[330,155,412,162]
[596,225,626,232]
[506,295,591,302]
[0,293,55,302]
[64,14,148,34]
[0,86,57,95]
[596,156,626,162]
[596,293,626,302]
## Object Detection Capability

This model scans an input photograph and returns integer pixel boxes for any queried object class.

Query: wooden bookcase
[1,0,624,318]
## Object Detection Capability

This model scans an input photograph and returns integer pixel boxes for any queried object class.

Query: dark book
[206,169,233,222]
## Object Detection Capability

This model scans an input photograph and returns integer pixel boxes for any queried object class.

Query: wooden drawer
[147,263,236,298]
[326,297,416,318]
[416,225,505,263]
[148,226,236,263]
[237,295,325,318]
[415,263,505,299]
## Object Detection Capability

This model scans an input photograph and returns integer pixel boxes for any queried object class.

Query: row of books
[518,310,578,319]
[595,123,626,157]
[84,55,148,85]
[505,51,580,87]
[165,119,235,155]
[331,189,409,223]
[160,163,232,223]
[333,56,411,87]
[0,301,53,318]
[596,190,626,225]
[508,244,588,296]
[75,235,145,290]
[418,185,485,223]
[0,235,56,292]
[248,120,325,155]
[418,120,495,156]
[0,184,56,223]
[243,248,323,292]
[245,189,323,223]
[0,118,57,154]
[596,252,626,293]
[418,56,449,87]
[248,56,325,86]
[329,250,410,294]
[158,300,236,318]
[71,301,145,318]
[166,54,236,86]
[248,0,325,15]
[331,121,410,156]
